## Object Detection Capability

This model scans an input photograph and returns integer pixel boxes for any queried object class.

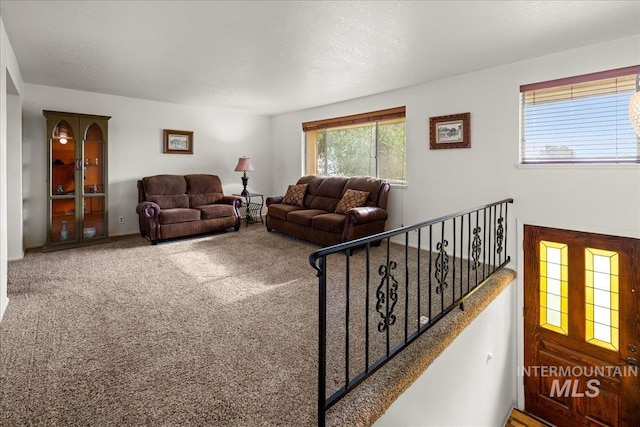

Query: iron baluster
[497,218,504,256]
[435,240,449,295]
[404,233,409,343]
[483,208,487,279]
[315,255,327,427]
[376,263,398,333]
[365,243,370,373]
[472,225,482,271]
[344,252,350,389]
[452,217,456,304]
[428,224,433,326]
[417,228,422,330]
[467,213,471,294]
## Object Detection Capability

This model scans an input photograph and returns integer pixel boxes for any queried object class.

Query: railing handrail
[311,198,514,427]
[309,198,514,271]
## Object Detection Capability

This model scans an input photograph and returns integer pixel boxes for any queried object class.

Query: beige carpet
[0,226,514,426]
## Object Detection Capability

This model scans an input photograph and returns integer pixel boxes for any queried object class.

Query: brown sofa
[136,174,241,244]
[265,175,390,246]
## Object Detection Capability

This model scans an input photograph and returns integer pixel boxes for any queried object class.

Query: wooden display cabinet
[44,110,111,251]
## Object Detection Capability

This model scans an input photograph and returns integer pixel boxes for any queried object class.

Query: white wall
[21,84,272,248]
[273,34,640,240]
[7,92,22,260]
[374,282,516,427]
[272,35,640,421]
[0,17,24,320]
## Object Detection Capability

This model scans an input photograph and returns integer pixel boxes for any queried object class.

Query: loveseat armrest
[136,201,162,244]
[136,201,161,218]
[219,195,243,209]
[266,195,284,206]
[345,206,388,224]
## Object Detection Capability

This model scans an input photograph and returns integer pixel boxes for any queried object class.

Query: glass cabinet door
[50,118,78,244]
[81,120,106,240]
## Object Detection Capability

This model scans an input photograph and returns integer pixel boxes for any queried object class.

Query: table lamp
[234,157,254,197]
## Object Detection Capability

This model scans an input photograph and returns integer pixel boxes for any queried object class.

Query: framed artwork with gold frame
[163,129,193,154]
[429,113,470,149]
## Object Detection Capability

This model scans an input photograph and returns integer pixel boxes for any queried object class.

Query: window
[520,66,640,164]
[539,240,569,335]
[302,107,406,185]
[585,247,619,351]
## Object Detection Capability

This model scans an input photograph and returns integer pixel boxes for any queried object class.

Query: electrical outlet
[118,216,125,224]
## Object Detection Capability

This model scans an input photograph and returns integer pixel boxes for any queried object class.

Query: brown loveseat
[136,174,241,244]
[265,175,390,246]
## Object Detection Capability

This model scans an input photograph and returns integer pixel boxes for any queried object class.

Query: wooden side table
[233,193,264,227]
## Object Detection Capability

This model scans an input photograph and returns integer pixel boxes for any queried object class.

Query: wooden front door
[524,225,640,426]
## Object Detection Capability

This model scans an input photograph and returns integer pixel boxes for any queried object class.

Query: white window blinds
[520,66,640,163]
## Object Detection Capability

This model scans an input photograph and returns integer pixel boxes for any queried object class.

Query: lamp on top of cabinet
[54,121,71,144]
[234,157,254,197]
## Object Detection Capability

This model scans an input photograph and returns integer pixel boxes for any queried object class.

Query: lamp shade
[630,91,640,137]
[234,157,254,172]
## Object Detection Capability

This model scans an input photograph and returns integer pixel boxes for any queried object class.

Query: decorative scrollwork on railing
[376,261,398,332]
[435,240,449,294]
[472,226,482,270]
[496,217,504,254]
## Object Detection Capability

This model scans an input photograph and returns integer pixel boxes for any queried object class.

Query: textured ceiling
[1,1,639,115]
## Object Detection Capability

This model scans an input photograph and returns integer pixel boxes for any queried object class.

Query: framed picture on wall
[163,129,194,154]
[429,113,470,149]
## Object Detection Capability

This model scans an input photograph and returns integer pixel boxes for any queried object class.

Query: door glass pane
[51,120,76,196]
[83,196,105,239]
[585,248,619,351]
[83,123,104,194]
[539,241,569,334]
[51,198,76,243]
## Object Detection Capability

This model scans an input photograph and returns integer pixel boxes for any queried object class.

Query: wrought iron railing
[309,199,513,426]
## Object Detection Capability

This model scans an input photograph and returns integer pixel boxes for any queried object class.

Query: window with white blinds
[520,66,640,164]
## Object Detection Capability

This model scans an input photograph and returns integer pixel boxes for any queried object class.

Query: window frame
[519,65,640,165]
[302,107,406,185]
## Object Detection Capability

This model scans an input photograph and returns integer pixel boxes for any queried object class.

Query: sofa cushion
[148,194,190,209]
[158,208,201,225]
[143,175,187,195]
[185,174,224,194]
[306,176,348,211]
[189,193,223,208]
[312,213,346,234]
[295,175,324,208]
[287,209,328,226]
[283,183,308,207]
[196,204,235,220]
[335,189,370,214]
[309,196,340,212]
[345,176,385,207]
[268,203,304,221]
[316,176,349,197]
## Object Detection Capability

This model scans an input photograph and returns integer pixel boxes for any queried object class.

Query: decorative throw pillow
[283,183,308,207]
[335,189,369,214]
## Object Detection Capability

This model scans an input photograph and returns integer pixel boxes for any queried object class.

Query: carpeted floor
[0,226,514,426]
